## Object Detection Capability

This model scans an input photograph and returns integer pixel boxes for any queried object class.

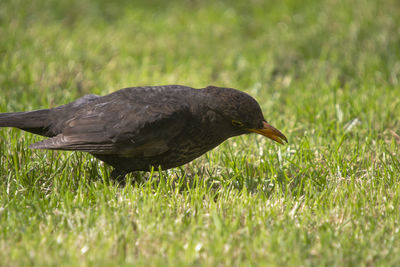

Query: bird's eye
[232,120,244,127]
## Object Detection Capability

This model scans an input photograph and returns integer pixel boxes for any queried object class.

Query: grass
[1,0,400,265]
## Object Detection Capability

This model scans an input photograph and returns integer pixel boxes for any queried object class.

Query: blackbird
[0,85,287,182]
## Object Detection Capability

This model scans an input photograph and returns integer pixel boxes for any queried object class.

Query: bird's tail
[0,109,51,136]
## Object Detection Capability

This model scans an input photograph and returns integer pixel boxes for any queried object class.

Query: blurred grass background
[1,0,400,266]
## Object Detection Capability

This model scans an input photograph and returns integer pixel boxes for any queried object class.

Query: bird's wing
[30,89,191,157]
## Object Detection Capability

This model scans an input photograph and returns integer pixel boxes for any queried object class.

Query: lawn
[1,0,400,266]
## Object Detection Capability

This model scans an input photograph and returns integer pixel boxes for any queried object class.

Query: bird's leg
[110,169,128,187]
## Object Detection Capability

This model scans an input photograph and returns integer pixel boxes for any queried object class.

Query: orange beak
[248,121,288,144]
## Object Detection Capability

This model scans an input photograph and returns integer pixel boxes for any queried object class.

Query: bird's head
[203,86,288,144]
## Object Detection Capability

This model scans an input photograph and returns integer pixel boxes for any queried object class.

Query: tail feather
[0,109,50,136]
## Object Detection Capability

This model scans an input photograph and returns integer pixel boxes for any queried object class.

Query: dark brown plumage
[0,85,287,182]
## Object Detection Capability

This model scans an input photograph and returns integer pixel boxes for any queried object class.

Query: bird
[0,85,287,183]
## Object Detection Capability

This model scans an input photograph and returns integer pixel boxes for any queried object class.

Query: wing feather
[30,87,192,156]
